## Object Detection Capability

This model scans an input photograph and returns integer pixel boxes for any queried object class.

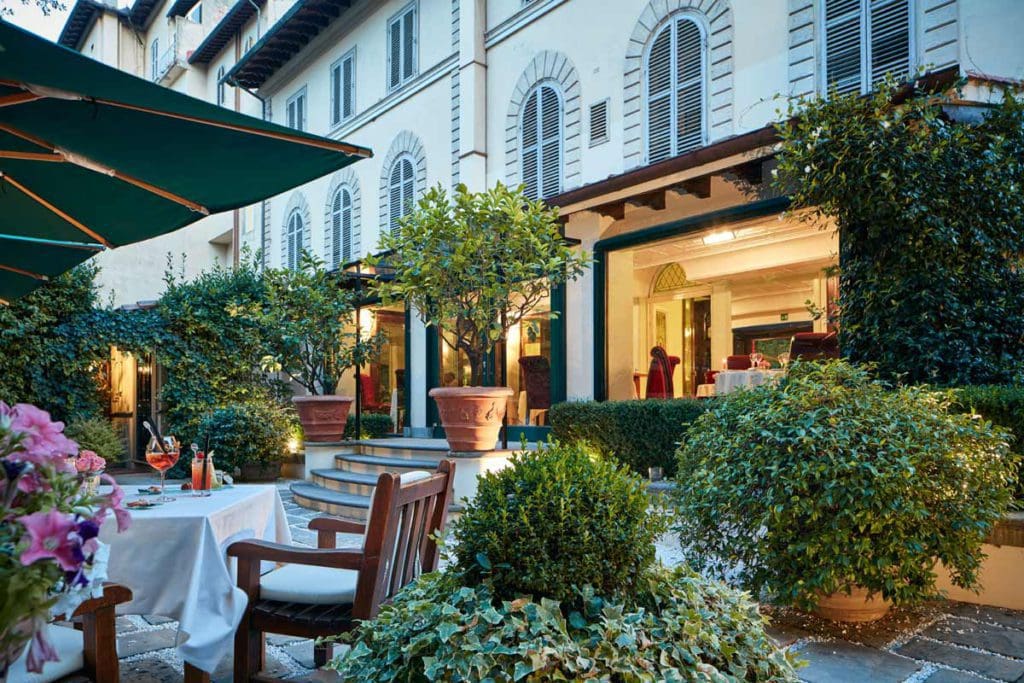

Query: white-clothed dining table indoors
[98,484,291,673]
[714,369,784,396]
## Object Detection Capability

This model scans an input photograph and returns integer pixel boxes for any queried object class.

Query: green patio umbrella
[0,18,371,302]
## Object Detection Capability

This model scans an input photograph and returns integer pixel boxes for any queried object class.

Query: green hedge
[343,412,394,440]
[951,385,1024,498]
[548,399,707,477]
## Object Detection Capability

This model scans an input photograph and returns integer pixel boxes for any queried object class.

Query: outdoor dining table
[714,369,784,395]
[97,483,292,679]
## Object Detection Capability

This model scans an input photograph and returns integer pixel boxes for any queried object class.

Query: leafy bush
[328,567,799,682]
[951,385,1024,499]
[63,417,125,465]
[675,360,1017,610]
[453,441,667,604]
[186,402,298,476]
[343,413,393,440]
[548,398,706,477]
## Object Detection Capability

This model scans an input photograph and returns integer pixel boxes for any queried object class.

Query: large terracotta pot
[293,395,354,443]
[813,585,892,622]
[429,386,514,452]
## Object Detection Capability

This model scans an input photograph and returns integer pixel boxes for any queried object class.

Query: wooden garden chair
[7,583,132,683]
[227,460,456,682]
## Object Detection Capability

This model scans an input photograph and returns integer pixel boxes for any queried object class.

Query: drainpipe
[247,0,262,39]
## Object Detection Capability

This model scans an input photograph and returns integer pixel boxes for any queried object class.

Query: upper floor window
[387,2,417,92]
[521,83,562,200]
[330,186,354,266]
[823,0,912,95]
[387,155,415,234]
[286,88,307,131]
[185,2,202,23]
[331,49,356,127]
[285,210,304,270]
[216,66,226,107]
[644,15,705,164]
[151,38,160,80]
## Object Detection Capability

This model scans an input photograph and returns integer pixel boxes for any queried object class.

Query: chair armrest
[309,516,365,536]
[227,539,364,570]
[68,583,133,619]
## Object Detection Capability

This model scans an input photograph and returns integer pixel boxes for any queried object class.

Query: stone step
[359,441,450,459]
[335,453,441,476]
[310,468,379,496]
[289,482,371,522]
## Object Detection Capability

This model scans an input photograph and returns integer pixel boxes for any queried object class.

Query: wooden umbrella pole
[0,263,48,280]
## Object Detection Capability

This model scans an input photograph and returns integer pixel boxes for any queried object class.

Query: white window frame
[330,185,354,266]
[519,82,564,200]
[285,87,307,131]
[385,1,418,93]
[641,13,709,165]
[330,48,356,127]
[387,154,416,234]
[819,0,916,96]
[151,38,159,80]
[285,209,304,270]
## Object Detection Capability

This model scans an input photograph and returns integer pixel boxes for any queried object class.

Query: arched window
[521,84,562,200]
[216,66,226,107]
[285,210,304,270]
[330,186,354,266]
[388,156,415,234]
[644,15,705,163]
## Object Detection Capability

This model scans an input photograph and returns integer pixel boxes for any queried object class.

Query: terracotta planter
[293,395,354,443]
[429,386,514,452]
[813,586,892,622]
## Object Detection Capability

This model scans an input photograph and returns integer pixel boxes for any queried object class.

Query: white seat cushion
[259,564,360,605]
[7,624,84,683]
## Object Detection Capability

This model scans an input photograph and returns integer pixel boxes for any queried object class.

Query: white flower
[804,165,812,174]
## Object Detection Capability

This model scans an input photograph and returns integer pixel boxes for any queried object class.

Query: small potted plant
[74,450,106,494]
[674,360,1017,622]
[371,183,589,452]
[261,254,383,442]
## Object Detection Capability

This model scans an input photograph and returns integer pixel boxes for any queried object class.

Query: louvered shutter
[645,25,673,163]
[296,95,305,132]
[388,16,401,90]
[401,158,414,219]
[389,162,403,234]
[589,100,609,145]
[869,0,910,85]
[521,92,539,199]
[331,191,342,265]
[539,86,562,198]
[825,0,862,94]
[330,63,341,125]
[287,213,303,270]
[675,19,703,153]
[342,55,354,120]
[402,9,415,82]
[341,189,353,263]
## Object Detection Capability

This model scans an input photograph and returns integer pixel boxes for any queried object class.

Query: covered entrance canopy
[0,18,372,301]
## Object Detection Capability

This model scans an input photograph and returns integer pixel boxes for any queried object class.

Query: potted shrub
[674,360,1018,622]
[196,402,298,482]
[261,254,383,442]
[371,183,589,452]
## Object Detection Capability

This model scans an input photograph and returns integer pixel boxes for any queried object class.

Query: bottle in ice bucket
[191,450,214,496]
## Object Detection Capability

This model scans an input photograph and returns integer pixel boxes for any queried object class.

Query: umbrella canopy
[0,18,371,302]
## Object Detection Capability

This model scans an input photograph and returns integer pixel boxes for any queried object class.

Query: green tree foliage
[674,360,1017,610]
[371,183,589,385]
[453,442,668,605]
[774,83,1024,385]
[196,403,298,474]
[63,416,126,464]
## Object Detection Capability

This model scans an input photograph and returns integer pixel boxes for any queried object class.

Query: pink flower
[25,617,59,673]
[98,474,131,532]
[7,404,77,473]
[75,450,106,474]
[17,509,82,571]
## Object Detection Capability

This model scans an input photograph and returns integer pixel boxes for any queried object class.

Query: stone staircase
[289,439,456,521]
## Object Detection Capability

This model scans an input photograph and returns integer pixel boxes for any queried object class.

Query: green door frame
[592,197,791,401]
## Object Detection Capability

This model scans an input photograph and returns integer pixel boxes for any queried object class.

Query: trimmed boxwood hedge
[343,412,394,440]
[548,399,707,477]
[951,385,1024,498]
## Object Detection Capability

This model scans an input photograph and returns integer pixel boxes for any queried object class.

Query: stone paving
[101,477,1024,683]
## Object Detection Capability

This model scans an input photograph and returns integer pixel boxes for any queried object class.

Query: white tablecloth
[715,369,784,395]
[99,484,291,673]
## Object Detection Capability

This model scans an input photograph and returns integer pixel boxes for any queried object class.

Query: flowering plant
[74,450,106,475]
[1,403,130,675]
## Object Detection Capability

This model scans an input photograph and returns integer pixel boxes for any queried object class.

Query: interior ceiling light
[702,230,736,246]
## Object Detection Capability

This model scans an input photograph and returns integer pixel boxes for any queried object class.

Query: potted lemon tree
[371,183,588,452]
[261,254,383,442]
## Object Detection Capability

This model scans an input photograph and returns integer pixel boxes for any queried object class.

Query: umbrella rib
[0,263,48,281]
[0,92,43,108]
[0,124,210,215]
[0,173,113,248]
[0,151,63,162]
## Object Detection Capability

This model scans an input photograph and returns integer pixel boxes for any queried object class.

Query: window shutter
[342,55,354,120]
[589,100,609,146]
[869,0,910,85]
[151,39,159,79]
[388,17,401,90]
[401,158,414,219]
[296,95,305,132]
[825,0,865,94]
[341,189,353,263]
[402,9,415,81]
[645,25,673,163]
[389,162,403,233]
[521,92,539,199]
[330,64,341,125]
[331,191,342,265]
[539,86,562,198]
[675,19,703,153]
